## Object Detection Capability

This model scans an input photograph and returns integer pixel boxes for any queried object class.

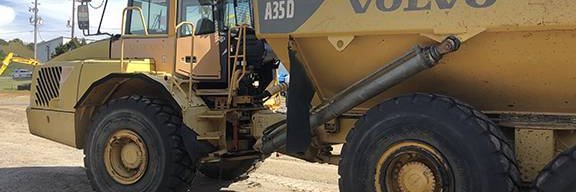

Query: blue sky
[0,0,127,43]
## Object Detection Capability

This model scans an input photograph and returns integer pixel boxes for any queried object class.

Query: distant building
[37,37,72,63]
[36,37,95,63]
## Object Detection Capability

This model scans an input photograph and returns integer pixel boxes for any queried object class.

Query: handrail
[234,25,248,91]
[120,6,148,72]
[173,21,196,103]
[226,25,249,107]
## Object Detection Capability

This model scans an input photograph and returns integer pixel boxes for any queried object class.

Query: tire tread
[85,95,196,192]
[532,146,576,192]
[338,93,520,192]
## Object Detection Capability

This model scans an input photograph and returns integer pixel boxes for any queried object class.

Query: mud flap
[286,46,314,153]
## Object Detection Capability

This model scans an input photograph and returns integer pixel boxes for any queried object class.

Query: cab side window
[179,0,215,36]
[222,0,253,30]
[235,0,253,26]
[128,0,168,34]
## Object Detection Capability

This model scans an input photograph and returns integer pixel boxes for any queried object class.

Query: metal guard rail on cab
[172,21,196,103]
[120,6,148,72]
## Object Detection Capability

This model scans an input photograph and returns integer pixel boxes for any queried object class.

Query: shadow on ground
[0,167,93,192]
[0,167,236,192]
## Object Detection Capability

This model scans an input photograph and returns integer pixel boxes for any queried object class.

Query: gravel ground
[0,93,339,192]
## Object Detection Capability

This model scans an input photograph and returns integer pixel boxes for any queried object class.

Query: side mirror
[77,5,90,30]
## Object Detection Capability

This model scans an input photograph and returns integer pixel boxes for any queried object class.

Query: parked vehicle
[12,69,32,79]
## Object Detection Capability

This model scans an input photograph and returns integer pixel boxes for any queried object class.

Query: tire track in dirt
[249,173,338,192]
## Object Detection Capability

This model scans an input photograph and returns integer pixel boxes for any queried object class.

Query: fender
[74,73,214,157]
[75,73,182,109]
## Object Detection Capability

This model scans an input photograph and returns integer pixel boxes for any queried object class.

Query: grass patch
[0,77,31,91]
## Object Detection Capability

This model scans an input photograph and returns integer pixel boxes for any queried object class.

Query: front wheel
[339,94,520,192]
[84,96,196,192]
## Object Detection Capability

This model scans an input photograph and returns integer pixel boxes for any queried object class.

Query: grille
[34,67,62,107]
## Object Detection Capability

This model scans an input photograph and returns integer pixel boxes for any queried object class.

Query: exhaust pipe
[259,36,462,154]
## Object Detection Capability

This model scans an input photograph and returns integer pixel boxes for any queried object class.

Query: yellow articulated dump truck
[25,0,576,191]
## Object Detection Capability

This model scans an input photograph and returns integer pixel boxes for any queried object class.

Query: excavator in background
[23,0,576,191]
[0,52,40,77]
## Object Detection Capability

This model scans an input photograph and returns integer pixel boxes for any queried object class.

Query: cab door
[176,0,221,80]
[111,0,173,72]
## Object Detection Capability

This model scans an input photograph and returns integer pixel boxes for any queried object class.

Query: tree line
[0,38,87,59]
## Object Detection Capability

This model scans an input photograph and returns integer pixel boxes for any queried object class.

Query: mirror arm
[95,0,111,36]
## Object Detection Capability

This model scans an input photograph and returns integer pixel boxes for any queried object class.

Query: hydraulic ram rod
[259,36,461,154]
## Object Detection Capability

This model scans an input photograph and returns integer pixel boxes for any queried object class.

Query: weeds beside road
[0,77,31,91]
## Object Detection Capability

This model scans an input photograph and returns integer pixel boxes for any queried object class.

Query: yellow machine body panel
[27,59,155,147]
[254,0,576,113]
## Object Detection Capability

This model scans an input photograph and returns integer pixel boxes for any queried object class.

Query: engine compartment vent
[34,67,62,107]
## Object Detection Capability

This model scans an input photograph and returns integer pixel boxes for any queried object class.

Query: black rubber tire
[338,93,520,192]
[532,146,576,192]
[198,159,261,180]
[84,95,196,192]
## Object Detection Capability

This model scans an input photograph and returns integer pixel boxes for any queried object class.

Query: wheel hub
[121,143,143,169]
[375,141,451,192]
[397,162,436,192]
[104,129,148,185]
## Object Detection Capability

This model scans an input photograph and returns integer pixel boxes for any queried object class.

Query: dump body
[254,0,576,113]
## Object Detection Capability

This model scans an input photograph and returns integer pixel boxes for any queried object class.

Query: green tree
[8,38,24,45]
[52,38,87,58]
[0,49,5,58]
[26,43,35,51]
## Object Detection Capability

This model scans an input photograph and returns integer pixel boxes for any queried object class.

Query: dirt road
[0,93,339,192]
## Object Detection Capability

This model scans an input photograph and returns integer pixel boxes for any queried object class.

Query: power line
[89,0,106,9]
[0,31,33,35]
[38,31,45,41]
[0,30,97,36]
[39,30,71,32]
[6,24,35,27]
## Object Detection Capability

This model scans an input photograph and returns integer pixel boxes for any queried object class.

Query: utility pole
[29,0,40,59]
[71,0,76,38]
[33,0,38,59]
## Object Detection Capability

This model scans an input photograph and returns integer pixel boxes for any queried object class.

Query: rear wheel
[339,93,520,192]
[84,96,196,192]
[532,146,576,192]
[199,159,261,180]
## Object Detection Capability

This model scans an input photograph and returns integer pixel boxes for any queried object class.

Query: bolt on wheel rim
[104,129,148,185]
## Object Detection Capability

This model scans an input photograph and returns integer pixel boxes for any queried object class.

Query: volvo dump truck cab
[26,0,576,191]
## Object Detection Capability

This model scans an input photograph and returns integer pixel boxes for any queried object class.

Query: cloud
[0,5,16,27]
[0,0,128,42]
